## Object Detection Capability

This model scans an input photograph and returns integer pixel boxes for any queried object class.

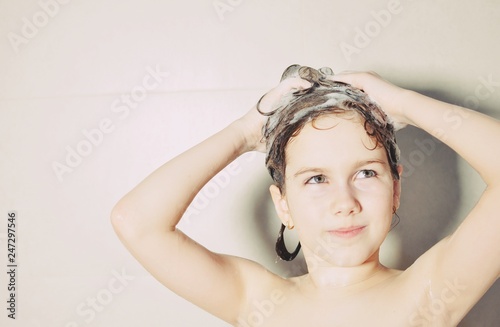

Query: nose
[330,184,361,217]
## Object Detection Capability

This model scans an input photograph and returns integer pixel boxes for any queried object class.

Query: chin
[331,255,369,267]
[304,239,381,267]
[327,247,380,267]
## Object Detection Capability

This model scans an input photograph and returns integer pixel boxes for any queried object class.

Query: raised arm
[110,78,310,323]
[332,71,500,322]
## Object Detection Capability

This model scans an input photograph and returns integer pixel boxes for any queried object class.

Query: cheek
[358,191,394,224]
[357,177,395,204]
[287,194,326,222]
[359,186,392,206]
[284,192,329,239]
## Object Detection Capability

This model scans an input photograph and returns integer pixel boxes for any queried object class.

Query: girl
[111,65,499,326]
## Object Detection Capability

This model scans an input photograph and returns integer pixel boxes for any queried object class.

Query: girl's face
[270,114,402,267]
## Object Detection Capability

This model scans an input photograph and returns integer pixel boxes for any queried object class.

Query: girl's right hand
[236,77,312,153]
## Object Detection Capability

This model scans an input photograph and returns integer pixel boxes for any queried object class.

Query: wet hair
[261,65,400,192]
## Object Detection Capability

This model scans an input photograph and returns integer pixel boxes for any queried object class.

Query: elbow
[110,201,139,242]
[110,200,167,242]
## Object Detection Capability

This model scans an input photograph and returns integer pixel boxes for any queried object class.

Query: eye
[357,169,377,179]
[306,175,327,184]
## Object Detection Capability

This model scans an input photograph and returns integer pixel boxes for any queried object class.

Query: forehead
[285,114,387,170]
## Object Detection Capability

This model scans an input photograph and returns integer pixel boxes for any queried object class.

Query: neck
[302,249,385,290]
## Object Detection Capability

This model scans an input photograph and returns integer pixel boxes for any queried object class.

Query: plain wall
[1,0,499,326]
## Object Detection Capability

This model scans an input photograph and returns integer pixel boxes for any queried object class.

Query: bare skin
[111,72,500,326]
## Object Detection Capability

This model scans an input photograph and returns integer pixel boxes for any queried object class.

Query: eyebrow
[354,159,388,168]
[292,159,388,178]
[293,167,325,178]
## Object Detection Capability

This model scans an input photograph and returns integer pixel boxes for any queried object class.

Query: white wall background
[1,0,499,326]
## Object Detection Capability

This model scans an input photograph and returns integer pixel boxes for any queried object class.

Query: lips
[329,226,366,238]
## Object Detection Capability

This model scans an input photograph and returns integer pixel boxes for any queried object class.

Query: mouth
[328,226,366,238]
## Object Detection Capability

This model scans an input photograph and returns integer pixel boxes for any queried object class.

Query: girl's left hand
[330,71,411,130]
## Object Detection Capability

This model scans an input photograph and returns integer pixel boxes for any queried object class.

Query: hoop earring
[390,206,400,230]
[275,223,301,261]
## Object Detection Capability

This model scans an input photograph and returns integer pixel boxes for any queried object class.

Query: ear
[269,184,294,227]
[393,165,403,210]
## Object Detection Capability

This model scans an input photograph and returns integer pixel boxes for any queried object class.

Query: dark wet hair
[261,65,400,192]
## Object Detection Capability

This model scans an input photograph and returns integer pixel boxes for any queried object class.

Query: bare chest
[236,282,455,327]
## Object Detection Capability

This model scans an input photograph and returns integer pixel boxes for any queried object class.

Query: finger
[257,78,312,115]
[329,71,358,81]
[295,79,313,89]
[329,72,365,89]
[281,77,312,91]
